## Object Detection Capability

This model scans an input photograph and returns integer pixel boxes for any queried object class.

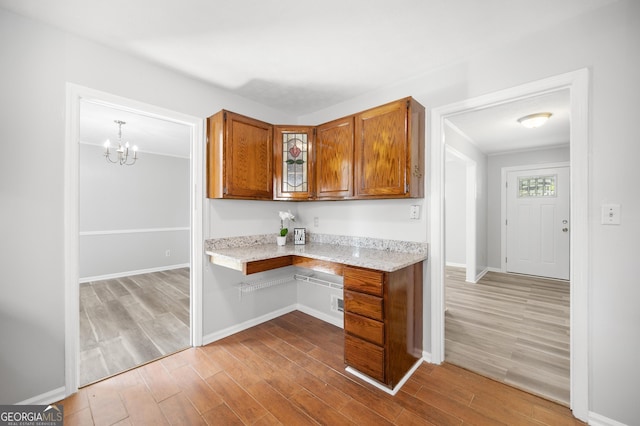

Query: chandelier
[103,120,138,166]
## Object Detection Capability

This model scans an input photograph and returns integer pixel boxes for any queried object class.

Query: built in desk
[205,234,427,392]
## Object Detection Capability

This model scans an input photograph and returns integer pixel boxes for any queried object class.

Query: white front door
[506,166,570,280]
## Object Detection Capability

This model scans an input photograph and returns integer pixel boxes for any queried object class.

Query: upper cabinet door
[316,116,354,199]
[207,110,273,200]
[273,125,314,200]
[354,98,425,198]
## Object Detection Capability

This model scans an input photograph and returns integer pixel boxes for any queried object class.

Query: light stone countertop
[205,233,428,273]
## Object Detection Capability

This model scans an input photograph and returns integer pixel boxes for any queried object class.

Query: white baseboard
[296,304,343,329]
[202,305,298,346]
[487,267,502,273]
[422,351,433,364]
[17,386,66,405]
[345,358,424,396]
[588,411,629,426]
[80,263,190,283]
[445,262,467,268]
[474,267,489,282]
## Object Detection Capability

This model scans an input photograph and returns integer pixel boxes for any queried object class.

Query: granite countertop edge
[205,233,428,272]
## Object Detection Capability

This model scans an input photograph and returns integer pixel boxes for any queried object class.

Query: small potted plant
[277,210,295,245]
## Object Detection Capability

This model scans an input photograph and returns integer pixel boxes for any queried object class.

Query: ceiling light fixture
[103,120,138,166]
[517,112,552,129]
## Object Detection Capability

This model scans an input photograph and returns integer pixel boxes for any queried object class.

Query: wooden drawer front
[345,334,384,383]
[344,267,384,296]
[344,290,383,321]
[344,312,384,346]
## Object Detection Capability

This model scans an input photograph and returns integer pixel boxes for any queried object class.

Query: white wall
[486,146,570,269]
[445,159,467,266]
[2,2,640,423]
[79,144,190,279]
[0,8,294,405]
[444,126,489,278]
[298,2,640,423]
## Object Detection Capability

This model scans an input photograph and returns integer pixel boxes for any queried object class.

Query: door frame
[429,69,589,420]
[501,161,570,275]
[444,144,477,284]
[64,83,205,396]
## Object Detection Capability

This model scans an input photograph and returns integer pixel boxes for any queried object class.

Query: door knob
[562,227,569,232]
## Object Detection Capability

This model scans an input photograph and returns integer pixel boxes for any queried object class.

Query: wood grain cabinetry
[354,97,425,198]
[206,97,424,201]
[273,125,315,200]
[207,110,273,199]
[315,116,354,199]
[343,263,423,389]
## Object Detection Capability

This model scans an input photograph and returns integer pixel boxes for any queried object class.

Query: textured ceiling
[0,0,614,115]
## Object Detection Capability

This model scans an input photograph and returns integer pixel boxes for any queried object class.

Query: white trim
[345,358,424,396]
[64,83,205,398]
[16,386,66,406]
[296,304,344,329]
[500,161,570,273]
[474,267,489,283]
[421,351,432,364]
[445,261,467,268]
[444,145,477,284]
[588,411,629,426]
[202,305,298,345]
[430,69,590,421]
[80,227,189,236]
[79,263,190,283]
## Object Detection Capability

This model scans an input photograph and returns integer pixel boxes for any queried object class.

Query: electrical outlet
[165,250,171,257]
[409,205,420,219]
[314,217,319,227]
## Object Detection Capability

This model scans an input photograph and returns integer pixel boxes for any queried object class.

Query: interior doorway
[64,84,204,396]
[430,69,590,420]
[77,100,193,385]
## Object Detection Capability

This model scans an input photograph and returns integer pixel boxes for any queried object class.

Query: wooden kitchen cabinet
[354,97,425,198]
[207,110,273,199]
[343,263,423,389]
[273,125,315,200]
[315,116,354,199]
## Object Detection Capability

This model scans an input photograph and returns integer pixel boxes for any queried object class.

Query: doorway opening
[65,84,204,396]
[430,69,589,420]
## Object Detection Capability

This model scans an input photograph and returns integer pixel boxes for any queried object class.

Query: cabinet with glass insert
[273,126,315,200]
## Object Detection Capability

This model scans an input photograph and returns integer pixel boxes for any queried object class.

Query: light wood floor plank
[79,268,190,386]
[445,266,570,405]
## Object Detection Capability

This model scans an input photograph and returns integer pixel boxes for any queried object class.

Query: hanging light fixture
[103,120,138,165]
[517,112,552,129]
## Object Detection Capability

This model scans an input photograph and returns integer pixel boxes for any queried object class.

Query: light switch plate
[601,204,621,225]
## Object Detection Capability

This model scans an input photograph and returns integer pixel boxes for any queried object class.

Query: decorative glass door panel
[283,133,308,192]
[274,126,314,200]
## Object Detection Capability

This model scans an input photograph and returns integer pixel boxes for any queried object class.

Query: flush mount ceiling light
[517,112,552,129]
[103,120,139,166]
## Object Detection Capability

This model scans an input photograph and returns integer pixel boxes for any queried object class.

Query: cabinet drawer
[344,290,383,321]
[344,312,384,346]
[344,267,384,296]
[345,334,384,383]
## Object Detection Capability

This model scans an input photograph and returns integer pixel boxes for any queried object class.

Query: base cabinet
[343,263,423,388]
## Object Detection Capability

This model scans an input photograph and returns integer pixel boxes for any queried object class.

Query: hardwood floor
[79,268,191,386]
[60,311,584,425]
[445,266,570,406]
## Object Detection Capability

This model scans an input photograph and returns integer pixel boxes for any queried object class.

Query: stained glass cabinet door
[273,126,315,200]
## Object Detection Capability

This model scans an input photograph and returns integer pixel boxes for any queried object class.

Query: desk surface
[205,235,428,274]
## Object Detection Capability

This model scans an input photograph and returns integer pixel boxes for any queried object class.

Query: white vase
[276,236,287,246]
